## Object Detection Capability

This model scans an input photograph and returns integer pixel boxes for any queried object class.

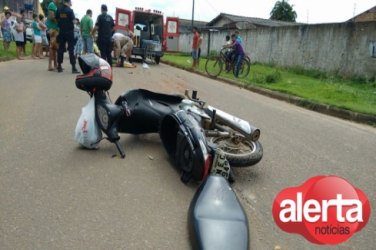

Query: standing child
[73,18,82,59]
[20,10,27,56]
[73,18,80,47]
[14,16,25,60]
[39,14,48,57]
[32,13,42,59]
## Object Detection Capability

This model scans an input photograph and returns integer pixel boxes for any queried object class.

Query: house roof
[178,18,208,33]
[207,13,301,28]
[347,5,376,22]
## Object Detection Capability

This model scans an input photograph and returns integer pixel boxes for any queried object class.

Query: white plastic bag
[74,97,102,149]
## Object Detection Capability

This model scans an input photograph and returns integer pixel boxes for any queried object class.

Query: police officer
[92,4,114,66]
[56,0,79,73]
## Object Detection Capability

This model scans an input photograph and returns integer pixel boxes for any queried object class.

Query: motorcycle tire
[208,136,263,167]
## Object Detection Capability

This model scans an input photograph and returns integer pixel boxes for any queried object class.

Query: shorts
[192,48,199,60]
[41,34,49,46]
[34,35,42,44]
[16,41,24,47]
[1,29,11,42]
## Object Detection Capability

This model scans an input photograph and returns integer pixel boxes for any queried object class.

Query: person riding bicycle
[223,35,233,71]
[223,34,245,78]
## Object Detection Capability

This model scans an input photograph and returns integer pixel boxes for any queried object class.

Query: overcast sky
[66,0,376,24]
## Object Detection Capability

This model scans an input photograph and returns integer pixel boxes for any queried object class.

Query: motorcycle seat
[137,89,183,105]
[189,174,249,250]
[116,89,183,113]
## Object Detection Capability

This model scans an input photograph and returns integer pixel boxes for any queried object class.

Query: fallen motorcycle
[74,54,258,249]
[75,54,263,176]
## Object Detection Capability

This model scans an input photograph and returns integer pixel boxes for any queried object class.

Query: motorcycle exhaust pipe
[208,106,261,142]
[251,128,260,142]
[205,130,230,137]
[211,123,260,142]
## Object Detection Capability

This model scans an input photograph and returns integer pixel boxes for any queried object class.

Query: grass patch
[162,53,376,115]
[0,41,33,61]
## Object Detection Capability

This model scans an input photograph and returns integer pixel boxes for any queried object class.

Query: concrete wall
[178,22,376,79]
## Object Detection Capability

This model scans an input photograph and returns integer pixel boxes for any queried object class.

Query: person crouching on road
[56,0,79,73]
[112,32,134,67]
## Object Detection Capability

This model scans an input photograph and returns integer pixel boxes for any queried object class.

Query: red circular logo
[272,176,371,245]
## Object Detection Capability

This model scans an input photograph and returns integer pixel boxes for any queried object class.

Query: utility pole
[353,2,357,18]
[191,0,195,30]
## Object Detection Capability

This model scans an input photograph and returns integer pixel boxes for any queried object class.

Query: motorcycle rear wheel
[208,135,263,167]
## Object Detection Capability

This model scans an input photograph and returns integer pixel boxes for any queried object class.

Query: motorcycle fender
[160,110,209,183]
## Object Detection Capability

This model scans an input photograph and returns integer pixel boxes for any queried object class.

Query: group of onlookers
[2,1,136,72]
[1,0,97,73]
[31,13,48,59]
[1,8,27,59]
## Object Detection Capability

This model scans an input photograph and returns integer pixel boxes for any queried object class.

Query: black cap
[101,4,107,12]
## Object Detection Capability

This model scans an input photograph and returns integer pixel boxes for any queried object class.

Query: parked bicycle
[205,48,251,78]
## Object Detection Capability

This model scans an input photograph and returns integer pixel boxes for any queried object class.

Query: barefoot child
[14,17,25,60]
[32,13,42,59]
[38,14,48,58]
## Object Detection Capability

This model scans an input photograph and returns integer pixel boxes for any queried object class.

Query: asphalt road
[0,57,375,250]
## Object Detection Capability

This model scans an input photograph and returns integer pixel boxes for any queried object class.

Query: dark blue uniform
[95,13,114,66]
[56,4,76,69]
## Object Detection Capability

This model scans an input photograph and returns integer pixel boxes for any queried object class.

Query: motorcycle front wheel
[208,135,263,167]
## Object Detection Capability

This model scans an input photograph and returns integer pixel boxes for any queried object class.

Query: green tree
[270,0,297,22]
